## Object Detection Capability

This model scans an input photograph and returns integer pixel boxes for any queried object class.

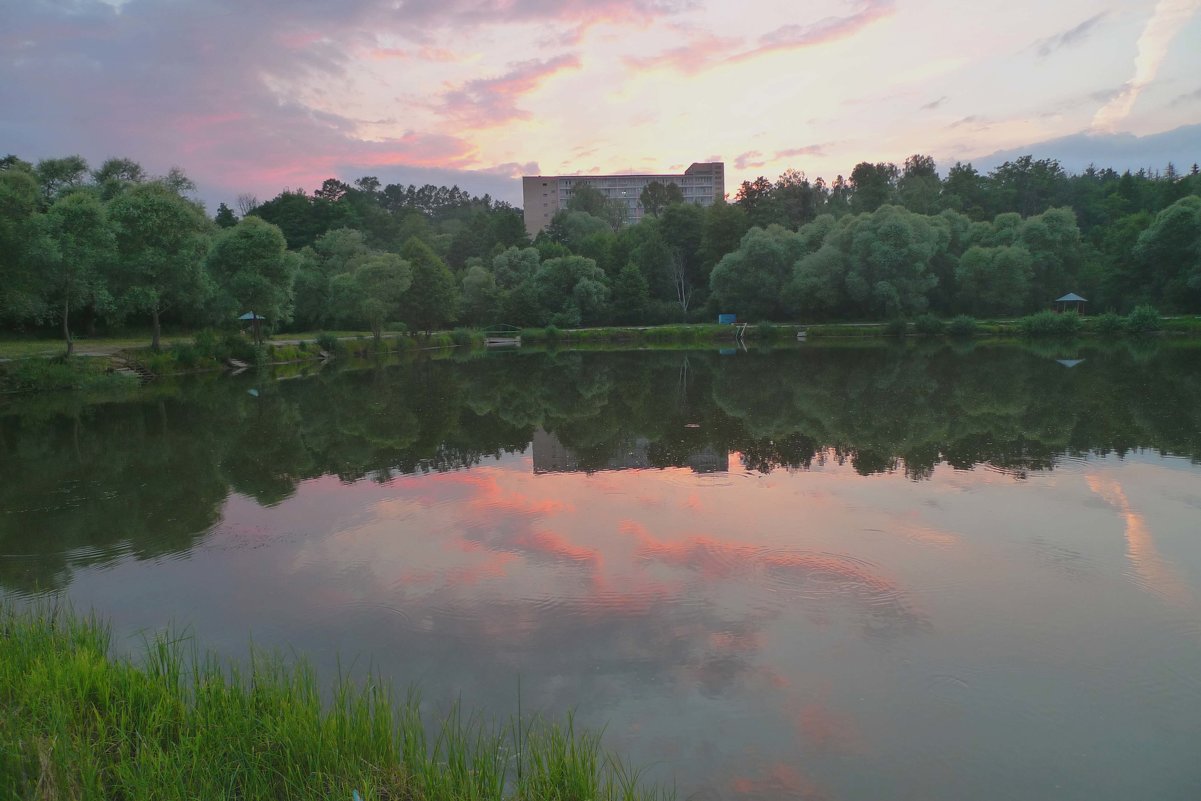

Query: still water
[3,343,1201,800]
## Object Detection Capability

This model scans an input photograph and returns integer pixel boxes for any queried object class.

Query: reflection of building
[531,428,728,474]
[522,162,725,237]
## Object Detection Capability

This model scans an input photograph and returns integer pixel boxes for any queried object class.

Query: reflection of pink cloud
[731,762,825,800]
[1086,474,1193,607]
[795,702,863,754]
[513,529,598,565]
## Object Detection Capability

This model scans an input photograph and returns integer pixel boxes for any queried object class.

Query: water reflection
[2,343,1201,800]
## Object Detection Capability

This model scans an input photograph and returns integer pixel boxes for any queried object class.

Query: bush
[1125,305,1161,334]
[913,314,945,335]
[315,332,341,354]
[1019,310,1080,337]
[947,315,978,337]
[222,332,259,363]
[450,327,477,347]
[883,318,908,337]
[544,324,560,340]
[1093,312,1125,335]
[755,321,779,341]
[170,342,200,369]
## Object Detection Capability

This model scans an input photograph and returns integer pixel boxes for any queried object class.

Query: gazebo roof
[1055,293,1087,303]
[238,312,267,321]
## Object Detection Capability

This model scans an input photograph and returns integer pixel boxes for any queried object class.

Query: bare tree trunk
[63,297,74,357]
[151,306,161,351]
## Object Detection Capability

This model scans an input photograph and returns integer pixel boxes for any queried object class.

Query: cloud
[1092,0,1201,132]
[734,150,766,169]
[626,0,894,74]
[775,145,826,159]
[1171,86,1201,105]
[1034,12,1107,57]
[438,54,583,128]
[920,96,948,110]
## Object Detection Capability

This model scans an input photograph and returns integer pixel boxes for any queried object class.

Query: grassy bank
[0,603,667,801]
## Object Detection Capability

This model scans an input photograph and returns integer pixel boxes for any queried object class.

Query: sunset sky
[3,0,1200,209]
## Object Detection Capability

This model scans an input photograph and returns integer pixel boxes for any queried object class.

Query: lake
[3,342,1200,800]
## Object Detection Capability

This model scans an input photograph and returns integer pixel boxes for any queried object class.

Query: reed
[0,602,670,801]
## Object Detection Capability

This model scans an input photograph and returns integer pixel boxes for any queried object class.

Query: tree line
[2,152,1199,354]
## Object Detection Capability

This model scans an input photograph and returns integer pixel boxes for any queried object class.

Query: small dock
[483,325,522,348]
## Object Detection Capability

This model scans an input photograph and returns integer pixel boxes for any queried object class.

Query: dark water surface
[4,342,1201,800]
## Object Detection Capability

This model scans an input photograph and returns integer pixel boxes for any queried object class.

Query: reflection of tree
[3,342,1201,595]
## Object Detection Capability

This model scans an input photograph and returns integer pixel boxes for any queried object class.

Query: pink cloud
[628,0,894,74]
[438,54,583,128]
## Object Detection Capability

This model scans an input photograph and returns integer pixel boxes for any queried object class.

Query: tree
[399,237,458,332]
[108,181,213,350]
[709,225,799,320]
[940,162,987,219]
[639,181,684,217]
[330,253,413,344]
[1132,196,1201,311]
[459,264,499,325]
[532,255,610,327]
[897,155,940,215]
[954,245,1032,316]
[0,166,45,323]
[214,203,238,228]
[92,158,146,201]
[611,261,651,323]
[699,200,750,274]
[35,155,89,204]
[492,246,541,290]
[206,216,296,341]
[849,162,898,213]
[37,192,115,355]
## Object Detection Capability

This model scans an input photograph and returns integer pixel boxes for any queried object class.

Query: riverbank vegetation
[2,153,1199,356]
[0,602,667,801]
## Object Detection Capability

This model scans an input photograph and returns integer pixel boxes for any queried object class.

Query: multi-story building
[521,162,725,237]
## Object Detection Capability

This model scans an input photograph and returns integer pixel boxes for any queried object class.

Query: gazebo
[1053,293,1087,314]
[238,311,266,344]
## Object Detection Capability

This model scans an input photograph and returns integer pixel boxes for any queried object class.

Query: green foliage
[0,356,135,393]
[400,237,458,332]
[755,320,780,340]
[948,315,979,337]
[0,603,668,801]
[913,313,945,335]
[206,216,296,339]
[610,261,651,324]
[883,318,909,337]
[450,327,478,347]
[1094,312,1126,335]
[316,332,343,354]
[1125,305,1162,334]
[1019,310,1081,337]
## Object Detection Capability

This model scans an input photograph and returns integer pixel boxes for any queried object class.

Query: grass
[0,602,669,801]
[0,356,138,394]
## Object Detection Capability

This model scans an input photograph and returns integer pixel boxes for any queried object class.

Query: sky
[2,0,1200,210]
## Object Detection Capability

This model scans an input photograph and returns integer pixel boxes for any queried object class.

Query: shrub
[170,342,200,369]
[913,314,945,335]
[1019,310,1080,337]
[221,332,259,363]
[1093,312,1125,335]
[883,318,908,337]
[947,315,978,337]
[450,327,477,347]
[193,329,224,360]
[544,324,560,340]
[755,321,779,341]
[1125,305,1161,334]
[315,332,341,354]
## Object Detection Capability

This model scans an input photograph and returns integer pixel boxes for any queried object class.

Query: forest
[1,152,1199,351]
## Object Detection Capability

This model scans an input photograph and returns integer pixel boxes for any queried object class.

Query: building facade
[522,162,725,237]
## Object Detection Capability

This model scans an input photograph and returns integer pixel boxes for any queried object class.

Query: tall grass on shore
[0,603,669,801]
